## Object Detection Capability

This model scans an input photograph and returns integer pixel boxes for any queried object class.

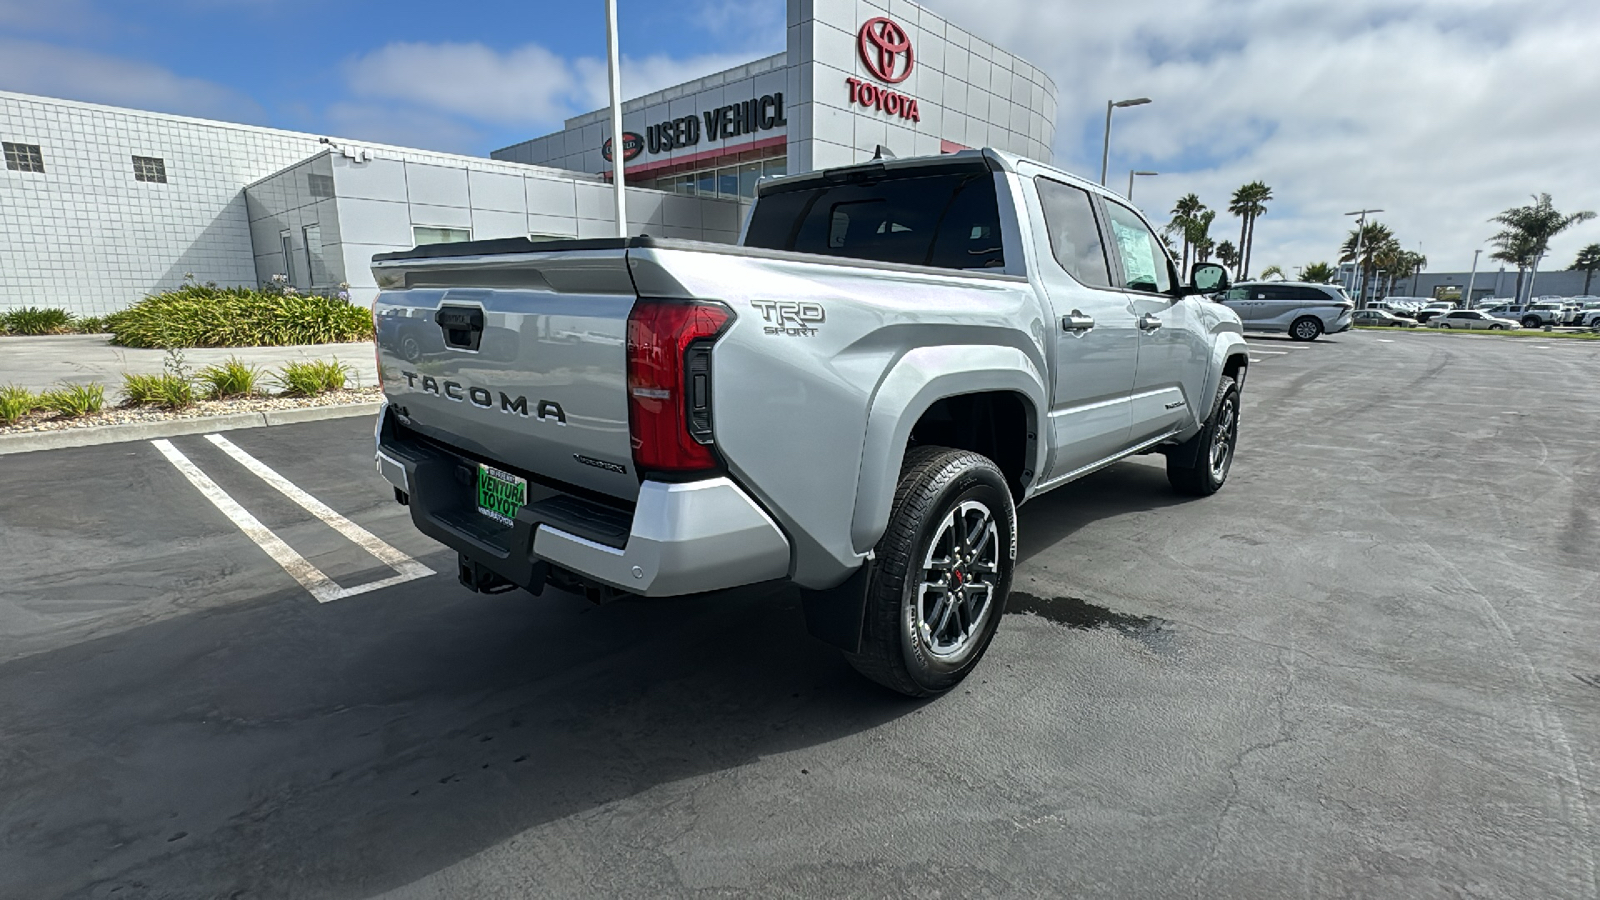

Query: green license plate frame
[476,463,527,526]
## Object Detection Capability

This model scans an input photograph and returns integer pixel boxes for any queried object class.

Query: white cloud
[341,39,760,139]
[0,38,265,123]
[923,0,1600,275]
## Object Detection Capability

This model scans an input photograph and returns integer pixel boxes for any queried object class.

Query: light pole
[1344,208,1383,307]
[1100,97,1151,186]
[605,0,627,238]
[1127,170,1157,200]
[1463,248,1481,308]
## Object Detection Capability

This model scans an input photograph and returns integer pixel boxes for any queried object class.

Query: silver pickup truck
[370,149,1248,697]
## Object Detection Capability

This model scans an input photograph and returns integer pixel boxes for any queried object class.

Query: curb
[0,402,381,456]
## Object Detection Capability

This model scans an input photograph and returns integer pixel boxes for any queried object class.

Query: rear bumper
[1329,312,1354,334]
[373,405,791,597]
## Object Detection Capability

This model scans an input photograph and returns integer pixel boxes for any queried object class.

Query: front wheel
[1167,376,1239,497]
[844,447,1016,698]
[1489,324,1504,330]
[1522,317,1541,328]
[1291,316,1323,341]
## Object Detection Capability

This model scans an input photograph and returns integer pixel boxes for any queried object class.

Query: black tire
[1522,317,1541,328]
[1489,324,1504,330]
[1290,316,1322,342]
[844,446,1016,698]
[1167,376,1240,497]
[400,333,423,362]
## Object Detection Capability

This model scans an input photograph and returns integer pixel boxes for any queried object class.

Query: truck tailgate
[372,248,639,503]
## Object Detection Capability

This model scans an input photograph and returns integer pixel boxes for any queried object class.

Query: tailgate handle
[435,305,484,351]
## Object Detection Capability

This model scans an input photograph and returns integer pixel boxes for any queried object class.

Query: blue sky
[5,0,1600,274]
[0,0,786,153]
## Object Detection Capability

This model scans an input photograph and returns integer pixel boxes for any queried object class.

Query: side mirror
[1190,263,1230,294]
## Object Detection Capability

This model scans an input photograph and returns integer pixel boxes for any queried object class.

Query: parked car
[1369,298,1419,316]
[1431,310,1520,330]
[1353,309,1418,327]
[1559,298,1600,325]
[1576,303,1600,328]
[1413,301,1458,324]
[1520,301,1568,328]
[368,149,1250,698]
[1218,281,1354,341]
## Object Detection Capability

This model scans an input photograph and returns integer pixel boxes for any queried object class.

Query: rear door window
[1034,177,1112,288]
[745,166,1004,270]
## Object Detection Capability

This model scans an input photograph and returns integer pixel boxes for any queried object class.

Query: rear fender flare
[850,345,1046,554]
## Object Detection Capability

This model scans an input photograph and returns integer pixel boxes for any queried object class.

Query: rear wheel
[1167,376,1239,497]
[844,447,1015,698]
[1291,316,1322,342]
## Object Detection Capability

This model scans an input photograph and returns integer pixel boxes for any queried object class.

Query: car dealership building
[0,0,1056,315]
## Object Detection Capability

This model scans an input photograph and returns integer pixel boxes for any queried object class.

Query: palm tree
[1489,232,1539,304]
[1258,264,1286,281]
[1216,240,1239,273]
[1169,193,1205,277]
[1490,194,1596,303]
[1298,262,1335,283]
[1568,243,1600,295]
[1228,181,1273,280]
[1184,208,1215,267]
[1339,222,1395,302]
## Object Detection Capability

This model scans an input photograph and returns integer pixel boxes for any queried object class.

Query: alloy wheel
[913,500,1000,660]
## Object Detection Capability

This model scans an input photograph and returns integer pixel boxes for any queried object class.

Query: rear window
[745,168,1004,270]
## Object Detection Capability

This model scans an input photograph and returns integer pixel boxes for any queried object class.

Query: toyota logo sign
[858,17,913,84]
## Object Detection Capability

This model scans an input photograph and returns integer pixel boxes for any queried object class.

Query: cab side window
[1102,200,1174,294]
[1034,177,1112,289]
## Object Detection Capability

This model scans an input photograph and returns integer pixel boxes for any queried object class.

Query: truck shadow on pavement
[0,460,1194,899]
[0,573,907,898]
[1016,458,1190,563]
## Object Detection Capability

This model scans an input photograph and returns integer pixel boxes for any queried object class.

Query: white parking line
[1246,349,1289,355]
[153,437,433,603]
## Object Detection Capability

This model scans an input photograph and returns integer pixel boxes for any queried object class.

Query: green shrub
[122,372,194,409]
[75,316,108,334]
[39,382,106,417]
[105,285,372,348]
[197,357,263,400]
[0,384,41,426]
[276,359,351,396]
[3,307,76,335]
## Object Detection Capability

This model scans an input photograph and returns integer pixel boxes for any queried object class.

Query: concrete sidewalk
[0,335,377,395]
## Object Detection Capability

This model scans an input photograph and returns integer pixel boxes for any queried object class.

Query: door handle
[1061,310,1095,332]
[1138,313,1163,332]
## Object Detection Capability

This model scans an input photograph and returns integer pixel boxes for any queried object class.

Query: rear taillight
[627,300,732,473]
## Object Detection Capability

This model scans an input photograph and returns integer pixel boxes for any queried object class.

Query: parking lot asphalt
[1,330,1597,899]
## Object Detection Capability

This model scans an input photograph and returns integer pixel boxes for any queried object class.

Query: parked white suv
[1520,301,1567,328]
[1217,281,1355,341]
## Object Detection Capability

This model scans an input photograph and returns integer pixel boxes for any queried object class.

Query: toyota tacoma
[370,149,1249,697]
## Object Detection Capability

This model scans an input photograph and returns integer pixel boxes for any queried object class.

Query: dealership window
[303,224,329,287]
[132,155,167,183]
[279,230,296,285]
[638,156,786,200]
[413,225,472,247]
[3,141,45,173]
[307,173,335,198]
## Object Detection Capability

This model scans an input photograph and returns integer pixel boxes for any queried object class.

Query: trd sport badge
[751,300,825,337]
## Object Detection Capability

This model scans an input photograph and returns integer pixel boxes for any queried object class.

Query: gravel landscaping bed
[0,388,381,435]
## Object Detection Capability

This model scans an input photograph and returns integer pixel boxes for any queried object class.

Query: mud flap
[799,563,872,653]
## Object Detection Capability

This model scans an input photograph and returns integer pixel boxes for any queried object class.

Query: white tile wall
[1,91,331,315]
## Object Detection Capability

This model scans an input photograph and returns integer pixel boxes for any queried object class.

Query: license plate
[476,463,527,526]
